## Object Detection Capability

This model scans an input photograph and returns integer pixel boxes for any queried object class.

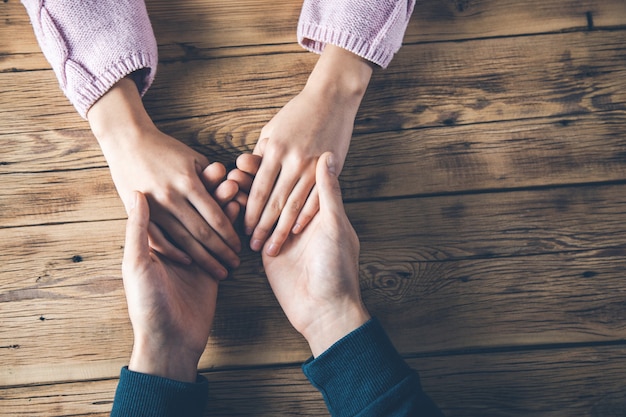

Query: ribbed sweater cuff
[302,317,416,417]
[70,52,155,119]
[298,22,396,69]
[110,366,208,417]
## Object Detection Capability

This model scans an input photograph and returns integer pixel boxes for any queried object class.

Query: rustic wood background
[2,0,626,415]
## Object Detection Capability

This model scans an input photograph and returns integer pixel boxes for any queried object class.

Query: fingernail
[216,267,228,280]
[245,227,253,236]
[292,223,302,234]
[326,153,337,175]
[250,239,263,252]
[182,256,192,265]
[265,243,278,257]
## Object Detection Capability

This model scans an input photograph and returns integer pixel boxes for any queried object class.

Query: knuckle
[249,186,270,204]
[289,199,302,212]
[288,152,306,168]
[177,175,196,192]
[271,227,289,244]
[265,141,288,158]
[211,215,230,233]
[269,198,284,214]
[195,226,214,243]
[254,225,271,239]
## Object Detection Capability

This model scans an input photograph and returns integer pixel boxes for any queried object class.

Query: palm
[261,204,360,335]
[124,253,218,357]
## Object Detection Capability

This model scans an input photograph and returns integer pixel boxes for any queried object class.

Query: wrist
[87,76,157,150]
[304,44,373,111]
[302,302,371,358]
[129,336,201,383]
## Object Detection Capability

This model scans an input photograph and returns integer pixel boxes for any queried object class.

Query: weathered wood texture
[3,346,626,416]
[4,31,626,141]
[3,0,626,70]
[2,0,626,415]
[3,110,626,219]
[2,185,626,385]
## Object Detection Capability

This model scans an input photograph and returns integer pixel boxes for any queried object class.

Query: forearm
[128,336,201,384]
[87,76,157,155]
[302,301,371,358]
[304,44,373,113]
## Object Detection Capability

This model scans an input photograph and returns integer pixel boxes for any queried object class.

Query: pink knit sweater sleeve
[297,0,415,69]
[21,0,158,118]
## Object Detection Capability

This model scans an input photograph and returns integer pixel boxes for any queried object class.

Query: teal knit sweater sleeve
[302,317,444,417]
[110,367,208,417]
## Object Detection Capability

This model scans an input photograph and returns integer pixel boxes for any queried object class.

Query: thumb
[316,152,345,216]
[124,191,151,263]
[253,135,268,156]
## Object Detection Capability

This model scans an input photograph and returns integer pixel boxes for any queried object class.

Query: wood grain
[3,110,626,226]
[2,345,626,416]
[2,0,626,414]
[2,184,626,385]
[3,30,625,148]
[3,0,625,71]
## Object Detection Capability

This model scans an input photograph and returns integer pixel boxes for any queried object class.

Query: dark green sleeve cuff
[111,367,208,417]
[302,317,443,417]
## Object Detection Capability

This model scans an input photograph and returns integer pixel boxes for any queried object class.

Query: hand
[88,77,240,279]
[242,45,373,257]
[123,169,238,382]
[259,152,371,357]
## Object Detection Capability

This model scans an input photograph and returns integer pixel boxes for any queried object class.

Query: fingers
[202,163,240,224]
[147,221,191,265]
[152,209,235,279]
[187,183,242,254]
[243,155,281,237]
[201,162,227,193]
[235,153,262,178]
[228,164,255,209]
[292,186,319,234]
[262,174,315,256]
[316,152,345,217]
[212,179,239,208]
[224,201,240,224]
[253,135,269,156]
[124,192,151,263]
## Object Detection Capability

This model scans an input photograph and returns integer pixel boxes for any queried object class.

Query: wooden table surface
[2,0,626,415]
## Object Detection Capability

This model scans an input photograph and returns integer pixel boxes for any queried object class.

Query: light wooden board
[2,184,626,385]
[3,0,626,70]
[2,0,626,415]
[3,110,626,227]
[3,30,625,150]
[2,345,626,416]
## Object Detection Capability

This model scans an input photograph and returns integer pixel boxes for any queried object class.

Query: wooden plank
[117,30,626,131]
[0,128,105,174]
[3,30,625,139]
[4,119,626,222]
[0,169,123,228]
[343,110,626,199]
[207,346,626,416]
[2,185,626,385]
[3,110,626,218]
[3,0,626,71]
[2,345,626,416]
[409,0,626,43]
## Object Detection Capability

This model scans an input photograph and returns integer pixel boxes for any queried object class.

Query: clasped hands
[86,45,374,381]
[122,152,370,382]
